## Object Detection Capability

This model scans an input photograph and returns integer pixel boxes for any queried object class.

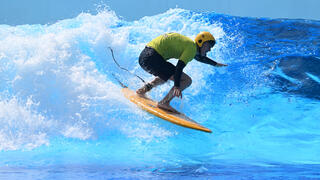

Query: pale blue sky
[0,0,319,25]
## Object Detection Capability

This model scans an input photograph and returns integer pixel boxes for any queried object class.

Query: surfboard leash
[108,47,146,84]
[111,73,127,88]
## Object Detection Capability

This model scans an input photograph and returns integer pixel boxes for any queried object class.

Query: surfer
[136,32,227,112]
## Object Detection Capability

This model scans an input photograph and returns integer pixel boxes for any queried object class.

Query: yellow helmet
[195,31,215,47]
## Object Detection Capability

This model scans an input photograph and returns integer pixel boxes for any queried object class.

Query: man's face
[200,41,214,56]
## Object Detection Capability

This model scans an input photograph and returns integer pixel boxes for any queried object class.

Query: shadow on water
[270,56,320,100]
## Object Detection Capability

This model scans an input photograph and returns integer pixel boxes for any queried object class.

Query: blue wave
[1,8,320,178]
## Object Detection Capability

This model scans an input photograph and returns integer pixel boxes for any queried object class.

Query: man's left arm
[195,55,228,67]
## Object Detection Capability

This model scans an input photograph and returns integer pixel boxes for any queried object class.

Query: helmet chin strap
[199,47,207,57]
[196,45,202,55]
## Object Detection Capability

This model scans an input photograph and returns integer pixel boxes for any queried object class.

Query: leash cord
[108,47,146,84]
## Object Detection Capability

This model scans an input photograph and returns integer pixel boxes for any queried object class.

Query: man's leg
[136,76,166,95]
[157,73,192,112]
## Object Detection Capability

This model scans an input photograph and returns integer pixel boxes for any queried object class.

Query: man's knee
[185,75,192,88]
[181,74,192,90]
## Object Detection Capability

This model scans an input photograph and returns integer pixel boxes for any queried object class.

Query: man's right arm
[194,55,228,67]
[194,55,218,66]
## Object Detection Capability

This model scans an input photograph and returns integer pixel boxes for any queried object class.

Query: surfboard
[122,87,212,133]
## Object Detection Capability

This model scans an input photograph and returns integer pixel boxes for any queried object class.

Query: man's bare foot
[136,83,152,97]
[157,102,179,113]
[136,89,147,97]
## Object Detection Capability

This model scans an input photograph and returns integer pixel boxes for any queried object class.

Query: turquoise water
[1,8,320,179]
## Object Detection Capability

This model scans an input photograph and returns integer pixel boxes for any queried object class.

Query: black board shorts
[139,46,175,81]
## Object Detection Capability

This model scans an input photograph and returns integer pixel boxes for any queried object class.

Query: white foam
[0,97,53,151]
[0,8,230,150]
[0,10,129,149]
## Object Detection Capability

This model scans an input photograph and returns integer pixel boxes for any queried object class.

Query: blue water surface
[0,8,320,179]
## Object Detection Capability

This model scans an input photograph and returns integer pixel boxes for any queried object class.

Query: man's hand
[173,86,182,99]
[215,63,228,67]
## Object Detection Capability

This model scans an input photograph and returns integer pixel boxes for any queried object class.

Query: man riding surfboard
[136,32,227,112]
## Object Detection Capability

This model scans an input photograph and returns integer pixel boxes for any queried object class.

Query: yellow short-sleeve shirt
[147,33,197,65]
